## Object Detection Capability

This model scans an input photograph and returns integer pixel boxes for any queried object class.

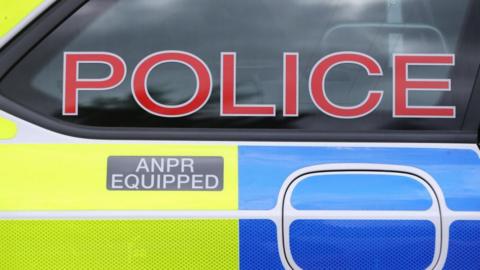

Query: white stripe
[1,110,480,159]
[0,209,478,221]
[0,210,275,220]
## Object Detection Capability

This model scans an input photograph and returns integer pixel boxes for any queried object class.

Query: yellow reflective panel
[0,116,16,139]
[0,0,44,37]
[0,219,239,270]
[0,144,238,210]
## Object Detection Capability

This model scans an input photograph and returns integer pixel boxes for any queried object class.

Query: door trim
[276,163,448,270]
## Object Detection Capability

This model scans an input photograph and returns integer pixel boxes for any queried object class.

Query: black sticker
[107,156,224,191]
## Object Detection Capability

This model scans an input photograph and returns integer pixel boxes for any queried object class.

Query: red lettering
[63,52,126,115]
[393,54,455,118]
[132,51,212,117]
[221,52,276,116]
[284,53,299,117]
[309,52,383,119]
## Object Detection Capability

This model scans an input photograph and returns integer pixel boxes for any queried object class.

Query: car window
[0,0,477,134]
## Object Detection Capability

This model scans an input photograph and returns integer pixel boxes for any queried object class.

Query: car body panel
[1,1,480,269]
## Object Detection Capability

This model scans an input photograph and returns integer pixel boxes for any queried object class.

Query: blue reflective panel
[239,146,480,211]
[291,173,432,211]
[444,221,480,269]
[240,220,283,270]
[290,220,435,270]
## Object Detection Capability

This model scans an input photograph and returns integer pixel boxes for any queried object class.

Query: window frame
[0,0,479,143]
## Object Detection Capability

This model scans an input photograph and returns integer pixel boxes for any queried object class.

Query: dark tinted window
[0,0,478,133]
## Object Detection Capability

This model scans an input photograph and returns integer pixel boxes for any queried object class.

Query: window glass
[0,0,477,132]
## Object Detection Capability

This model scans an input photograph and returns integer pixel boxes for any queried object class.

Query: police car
[0,0,479,269]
